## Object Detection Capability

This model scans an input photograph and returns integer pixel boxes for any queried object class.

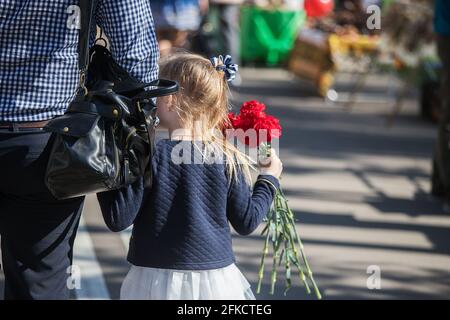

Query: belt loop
[12,123,19,132]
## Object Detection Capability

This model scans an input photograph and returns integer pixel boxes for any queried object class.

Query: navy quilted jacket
[97,139,279,270]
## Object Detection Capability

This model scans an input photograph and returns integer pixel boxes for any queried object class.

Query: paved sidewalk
[1,68,449,300]
[231,68,450,299]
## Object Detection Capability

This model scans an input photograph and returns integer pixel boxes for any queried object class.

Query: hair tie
[210,55,238,82]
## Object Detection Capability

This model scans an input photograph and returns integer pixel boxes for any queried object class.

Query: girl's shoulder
[152,139,230,190]
[154,138,193,158]
[153,139,227,169]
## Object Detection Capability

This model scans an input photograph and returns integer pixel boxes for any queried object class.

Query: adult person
[151,0,207,55]
[431,0,450,210]
[208,0,243,85]
[0,0,159,299]
[210,0,243,64]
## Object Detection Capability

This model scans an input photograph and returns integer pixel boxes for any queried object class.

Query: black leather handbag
[44,0,178,199]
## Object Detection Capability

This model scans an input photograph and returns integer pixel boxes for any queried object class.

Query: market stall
[240,0,438,125]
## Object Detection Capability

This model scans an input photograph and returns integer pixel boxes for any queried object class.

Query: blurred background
[1,0,450,300]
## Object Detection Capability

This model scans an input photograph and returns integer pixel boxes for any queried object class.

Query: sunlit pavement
[1,68,449,300]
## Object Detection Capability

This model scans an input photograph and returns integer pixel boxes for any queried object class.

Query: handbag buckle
[78,70,88,96]
[137,101,159,128]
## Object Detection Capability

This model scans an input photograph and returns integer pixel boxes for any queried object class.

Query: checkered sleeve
[95,0,160,83]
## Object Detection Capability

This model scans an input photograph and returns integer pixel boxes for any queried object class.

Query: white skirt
[120,263,256,300]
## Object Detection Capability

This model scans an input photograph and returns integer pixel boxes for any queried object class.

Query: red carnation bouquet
[227,100,321,298]
[228,100,281,148]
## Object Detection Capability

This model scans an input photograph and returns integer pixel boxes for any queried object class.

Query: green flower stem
[279,203,310,293]
[270,251,278,295]
[270,207,280,295]
[259,142,272,158]
[256,225,271,294]
[284,240,292,296]
[266,142,272,157]
[280,189,322,299]
[257,185,321,299]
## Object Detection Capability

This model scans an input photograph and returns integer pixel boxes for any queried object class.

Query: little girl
[96,52,283,300]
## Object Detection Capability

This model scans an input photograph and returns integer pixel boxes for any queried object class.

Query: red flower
[254,115,282,143]
[227,100,282,147]
[240,100,266,120]
[227,112,241,128]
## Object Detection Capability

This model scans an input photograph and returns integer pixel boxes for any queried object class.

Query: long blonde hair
[159,52,253,184]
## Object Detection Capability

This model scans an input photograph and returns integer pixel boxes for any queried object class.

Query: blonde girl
[97,52,283,300]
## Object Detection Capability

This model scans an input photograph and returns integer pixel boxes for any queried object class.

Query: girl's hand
[258,150,283,179]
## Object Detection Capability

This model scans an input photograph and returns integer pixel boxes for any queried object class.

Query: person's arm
[96,178,145,232]
[227,172,280,236]
[199,0,209,15]
[95,0,159,83]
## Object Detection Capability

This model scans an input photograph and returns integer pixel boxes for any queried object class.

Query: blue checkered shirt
[0,0,159,122]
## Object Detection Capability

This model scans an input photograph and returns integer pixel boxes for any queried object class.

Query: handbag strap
[132,79,180,102]
[78,0,97,91]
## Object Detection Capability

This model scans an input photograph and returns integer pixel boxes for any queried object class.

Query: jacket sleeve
[226,172,280,236]
[96,178,145,232]
[95,0,159,83]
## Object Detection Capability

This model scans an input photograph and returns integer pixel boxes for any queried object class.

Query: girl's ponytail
[159,52,253,185]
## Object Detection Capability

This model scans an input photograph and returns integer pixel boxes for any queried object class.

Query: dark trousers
[0,128,84,299]
[214,4,240,65]
[433,35,450,199]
